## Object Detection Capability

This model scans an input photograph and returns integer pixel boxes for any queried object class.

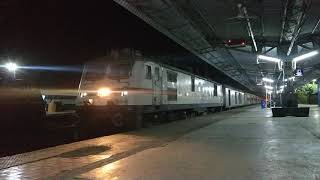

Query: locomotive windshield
[82,62,131,82]
[106,64,131,78]
[83,63,107,82]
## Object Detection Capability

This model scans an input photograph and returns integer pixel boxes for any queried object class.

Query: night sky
[0,0,248,91]
[0,0,187,88]
[1,0,186,64]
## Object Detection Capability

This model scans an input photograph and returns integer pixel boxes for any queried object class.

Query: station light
[284,77,295,82]
[288,76,295,81]
[292,50,319,69]
[293,50,318,62]
[257,55,281,63]
[264,85,273,90]
[4,62,18,72]
[257,55,283,70]
[280,85,286,89]
[267,91,273,94]
[276,89,283,94]
[262,77,274,83]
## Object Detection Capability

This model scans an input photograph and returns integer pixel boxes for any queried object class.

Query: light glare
[4,62,18,72]
[97,88,111,97]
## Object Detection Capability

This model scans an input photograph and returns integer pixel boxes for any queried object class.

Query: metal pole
[270,92,272,107]
[266,89,268,108]
[317,79,320,107]
[312,18,320,34]
[243,6,258,52]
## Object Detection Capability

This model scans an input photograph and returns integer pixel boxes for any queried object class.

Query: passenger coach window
[191,77,195,92]
[145,65,152,79]
[214,84,217,96]
[167,71,177,82]
[155,67,160,80]
[235,92,238,104]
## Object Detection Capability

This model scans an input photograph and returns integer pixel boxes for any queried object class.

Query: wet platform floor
[1,105,320,179]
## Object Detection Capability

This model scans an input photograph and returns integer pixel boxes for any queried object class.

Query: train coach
[76,50,259,129]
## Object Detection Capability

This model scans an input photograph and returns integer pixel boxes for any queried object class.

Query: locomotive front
[76,60,131,106]
[75,59,141,129]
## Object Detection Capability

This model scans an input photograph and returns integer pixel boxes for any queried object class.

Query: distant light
[312,79,317,83]
[257,55,281,63]
[4,62,18,72]
[293,50,318,62]
[276,89,283,94]
[280,85,286,89]
[264,85,273,90]
[262,77,274,83]
[284,77,295,82]
[288,76,295,81]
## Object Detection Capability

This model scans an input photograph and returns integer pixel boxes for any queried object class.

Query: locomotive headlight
[121,91,128,96]
[97,88,111,97]
[80,92,87,97]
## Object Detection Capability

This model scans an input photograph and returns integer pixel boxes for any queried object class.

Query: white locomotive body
[76,52,259,128]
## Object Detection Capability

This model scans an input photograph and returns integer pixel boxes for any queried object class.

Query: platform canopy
[114,0,320,92]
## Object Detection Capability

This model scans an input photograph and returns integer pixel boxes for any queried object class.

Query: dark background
[0,0,188,88]
[0,0,247,91]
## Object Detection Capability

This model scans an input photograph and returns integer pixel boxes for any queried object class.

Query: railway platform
[1,105,320,179]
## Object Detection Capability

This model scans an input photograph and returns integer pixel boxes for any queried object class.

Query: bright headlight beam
[4,62,18,72]
[257,55,281,63]
[293,50,318,62]
[97,88,111,97]
[262,77,274,83]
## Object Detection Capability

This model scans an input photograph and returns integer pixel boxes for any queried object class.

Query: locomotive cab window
[155,67,160,80]
[145,65,152,79]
